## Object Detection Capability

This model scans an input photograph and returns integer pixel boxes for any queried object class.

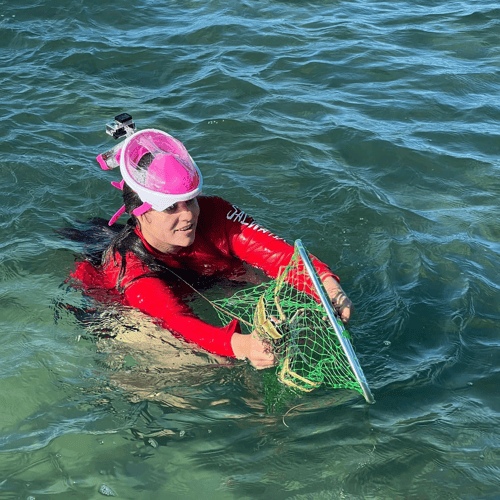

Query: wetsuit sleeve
[123,276,240,358]
[74,250,240,358]
[221,201,339,282]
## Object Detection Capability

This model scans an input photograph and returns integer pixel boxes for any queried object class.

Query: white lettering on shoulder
[226,205,270,233]
[226,205,239,221]
[226,205,249,224]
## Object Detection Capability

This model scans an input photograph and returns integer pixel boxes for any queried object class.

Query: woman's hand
[231,331,275,370]
[322,276,353,325]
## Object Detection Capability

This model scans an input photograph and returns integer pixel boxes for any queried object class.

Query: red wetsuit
[71,196,338,358]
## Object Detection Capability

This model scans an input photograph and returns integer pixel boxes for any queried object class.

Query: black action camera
[106,113,136,139]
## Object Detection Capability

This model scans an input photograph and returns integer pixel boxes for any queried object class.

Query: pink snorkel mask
[97,121,202,225]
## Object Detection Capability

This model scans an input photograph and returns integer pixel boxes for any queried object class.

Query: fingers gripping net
[213,241,373,402]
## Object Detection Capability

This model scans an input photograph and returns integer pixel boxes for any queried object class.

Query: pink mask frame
[98,129,203,226]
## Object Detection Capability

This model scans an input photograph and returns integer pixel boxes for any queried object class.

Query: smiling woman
[138,198,200,253]
[69,127,352,369]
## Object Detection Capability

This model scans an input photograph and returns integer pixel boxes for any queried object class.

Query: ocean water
[1,0,500,498]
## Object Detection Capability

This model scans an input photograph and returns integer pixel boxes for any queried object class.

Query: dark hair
[103,182,172,292]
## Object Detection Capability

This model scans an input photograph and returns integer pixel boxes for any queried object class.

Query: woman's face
[138,198,200,254]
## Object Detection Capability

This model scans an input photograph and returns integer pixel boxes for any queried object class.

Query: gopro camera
[97,112,138,170]
[106,113,136,139]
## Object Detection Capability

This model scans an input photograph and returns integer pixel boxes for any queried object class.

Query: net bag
[213,240,374,403]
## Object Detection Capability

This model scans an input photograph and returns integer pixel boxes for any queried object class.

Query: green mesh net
[212,240,374,403]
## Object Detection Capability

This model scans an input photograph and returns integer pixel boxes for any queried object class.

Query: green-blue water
[1,0,500,498]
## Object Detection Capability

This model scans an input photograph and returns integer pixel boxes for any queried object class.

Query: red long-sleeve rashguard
[71,196,338,358]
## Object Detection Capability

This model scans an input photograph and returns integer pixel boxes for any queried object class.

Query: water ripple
[1,0,500,497]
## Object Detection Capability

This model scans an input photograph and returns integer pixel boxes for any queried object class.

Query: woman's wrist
[231,332,248,360]
[322,276,352,324]
[231,332,275,369]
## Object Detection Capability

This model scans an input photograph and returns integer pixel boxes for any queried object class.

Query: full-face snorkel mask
[96,114,203,226]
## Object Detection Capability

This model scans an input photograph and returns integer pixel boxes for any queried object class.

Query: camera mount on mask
[106,113,136,139]
[97,113,138,171]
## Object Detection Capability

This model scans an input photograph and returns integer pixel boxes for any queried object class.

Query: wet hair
[100,152,170,290]
[58,184,180,292]
[102,182,171,291]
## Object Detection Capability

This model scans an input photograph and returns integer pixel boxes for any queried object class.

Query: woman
[71,128,352,369]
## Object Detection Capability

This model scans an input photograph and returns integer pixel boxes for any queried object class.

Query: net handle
[295,240,375,404]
